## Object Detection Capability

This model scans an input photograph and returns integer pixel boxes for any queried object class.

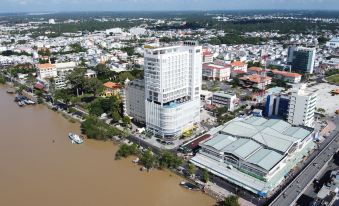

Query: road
[127,134,163,154]
[269,118,339,206]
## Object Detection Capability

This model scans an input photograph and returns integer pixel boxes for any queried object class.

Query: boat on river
[6,89,15,94]
[17,101,25,107]
[68,133,84,144]
[179,181,200,191]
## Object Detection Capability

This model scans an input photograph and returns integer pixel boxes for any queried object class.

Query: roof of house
[240,74,271,84]
[248,67,263,72]
[232,70,246,74]
[103,82,121,89]
[203,63,227,70]
[37,63,55,70]
[54,62,77,69]
[271,69,302,78]
[203,51,212,56]
[231,61,246,67]
[329,37,339,43]
[213,91,236,99]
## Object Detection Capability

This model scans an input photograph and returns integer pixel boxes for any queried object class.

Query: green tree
[216,195,240,206]
[88,96,121,117]
[26,73,36,92]
[38,48,51,56]
[202,168,209,183]
[54,89,72,105]
[117,71,135,83]
[247,61,263,68]
[88,99,105,116]
[70,43,86,53]
[0,73,5,84]
[317,107,326,114]
[120,47,135,56]
[84,78,104,97]
[111,110,122,123]
[94,63,114,82]
[187,163,197,177]
[317,36,329,45]
[122,116,131,127]
[115,144,139,159]
[48,77,56,94]
[158,151,183,169]
[67,68,86,96]
[139,150,157,169]
[231,77,240,88]
[81,116,121,140]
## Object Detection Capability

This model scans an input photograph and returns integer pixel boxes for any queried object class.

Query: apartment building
[287,84,318,128]
[124,79,146,124]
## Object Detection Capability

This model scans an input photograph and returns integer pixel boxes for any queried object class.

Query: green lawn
[326,74,339,84]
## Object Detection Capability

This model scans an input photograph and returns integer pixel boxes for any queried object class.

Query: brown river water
[0,85,215,206]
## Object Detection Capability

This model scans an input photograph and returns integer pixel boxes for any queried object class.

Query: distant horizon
[1,0,339,14]
[1,9,339,15]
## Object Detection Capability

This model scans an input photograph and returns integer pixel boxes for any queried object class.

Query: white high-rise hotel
[144,41,202,139]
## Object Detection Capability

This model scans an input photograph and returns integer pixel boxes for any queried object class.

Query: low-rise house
[230,61,247,72]
[202,63,231,81]
[37,63,57,80]
[54,62,77,89]
[85,69,97,78]
[270,70,302,84]
[231,69,246,78]
[326,37,339,48]
[102,82,122,97]
[240,74,272,90]
[248,67,264,75]
[203,51,214,63]
[201,90,213,102]
[212,92,237,111]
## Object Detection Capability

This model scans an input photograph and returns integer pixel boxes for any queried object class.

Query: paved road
[269,125,339,206]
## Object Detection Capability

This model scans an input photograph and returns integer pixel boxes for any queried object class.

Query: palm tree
[48,77,56,95]
[26,73,36,93]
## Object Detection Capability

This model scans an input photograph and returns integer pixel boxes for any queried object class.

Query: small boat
[179,181,200,191]
[28,100,36,105]
[24,99,36,105]
[132,157,139,163]
[68,133,84,144]
[17,101,24,107]
[6,89,15,94]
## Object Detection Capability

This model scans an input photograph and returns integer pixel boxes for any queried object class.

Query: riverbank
[0,85,216,206]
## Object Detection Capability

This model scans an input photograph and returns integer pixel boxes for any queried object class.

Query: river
[0,85,215,206]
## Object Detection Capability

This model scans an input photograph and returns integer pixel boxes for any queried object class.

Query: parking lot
[309,83,339,116]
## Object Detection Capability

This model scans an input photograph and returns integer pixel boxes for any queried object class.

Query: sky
[0,0,339,13]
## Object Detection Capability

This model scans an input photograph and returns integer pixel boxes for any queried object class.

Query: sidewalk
[203,182,256,206]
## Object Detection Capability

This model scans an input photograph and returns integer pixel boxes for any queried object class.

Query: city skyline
[1,0,339,13]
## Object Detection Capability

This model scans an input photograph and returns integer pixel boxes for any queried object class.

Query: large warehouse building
[190,116,315,197]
